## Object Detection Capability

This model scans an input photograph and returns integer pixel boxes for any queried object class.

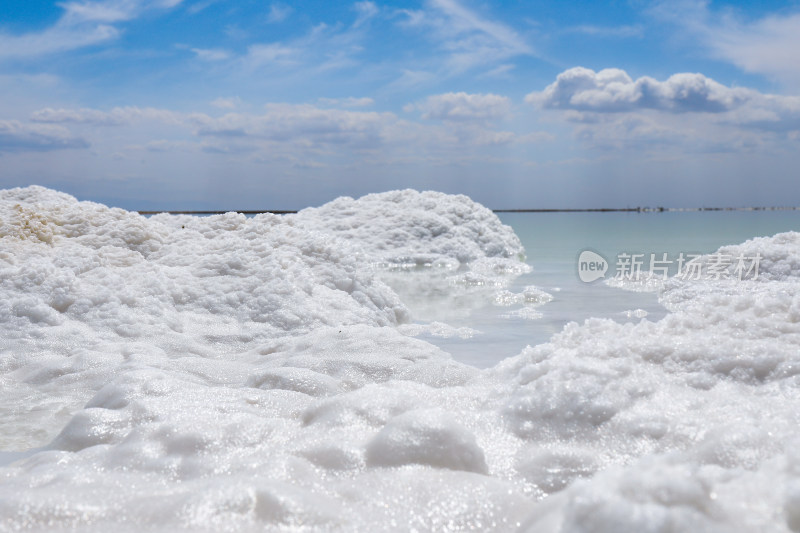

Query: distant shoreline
[137,206,800,216]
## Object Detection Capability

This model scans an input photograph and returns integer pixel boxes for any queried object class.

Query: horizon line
[136,206,800,216]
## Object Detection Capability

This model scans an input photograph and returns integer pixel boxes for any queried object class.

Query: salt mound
[365,409,488,473]
[293,189,525,266]
[714,231,800,282]
[0,186,408,344]
[292,189,531,321]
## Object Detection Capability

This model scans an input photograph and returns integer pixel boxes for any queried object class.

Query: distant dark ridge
[137,206,800,215]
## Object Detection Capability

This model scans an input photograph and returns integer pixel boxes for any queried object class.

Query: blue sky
[1,0,800,209]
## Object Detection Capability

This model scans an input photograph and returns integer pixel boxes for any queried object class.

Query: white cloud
[186,0,222,15]
[409,92,511,121]
[353,2,379,27]
[398,0,533,74]
[191,47,230,61]
[317,97,375,108]
[452,125,515,146]
[706,13,800,89]
[266,3,292,23]
[60,1,135,23]
[191,104,396,150]
[244,43,299,68]
[389,70,437,89]
[481,64,515,79]
[528,67,756,113]
[0,0,184,59]
[651,1,800,90]
[0,120,89,153]
[60,0,185,24]
[515,131,555,144]
[564,24,644,38]
[32,103,401,151]
[210,97,241,110]
[527,66,800,153]
[138,139,196,152]
[23,99,528,171]
[178,5,383,78]
[0,24,119,59]
[31,106,184,126]
[239,13,378,75]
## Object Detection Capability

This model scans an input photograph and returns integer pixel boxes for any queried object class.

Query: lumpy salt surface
[2,186,800,532]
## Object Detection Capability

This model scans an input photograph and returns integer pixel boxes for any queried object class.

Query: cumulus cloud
[527,67,755,113]
[526,66,800,153]
[527,67,800,132]
[408,92,511,121]
[0,120,89,153]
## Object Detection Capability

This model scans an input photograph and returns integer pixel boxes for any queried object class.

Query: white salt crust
[1,186,800,532]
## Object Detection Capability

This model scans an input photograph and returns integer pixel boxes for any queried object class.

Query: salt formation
[291,189,525,267]
[292,189,531,322]
[2,186,800,532]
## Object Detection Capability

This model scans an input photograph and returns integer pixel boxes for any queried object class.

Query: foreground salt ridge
[2,186,800,532]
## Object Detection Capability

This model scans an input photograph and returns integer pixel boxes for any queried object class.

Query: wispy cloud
[266,3,293,24]
[243,43,299,68]
[353,1,379,28]
[650,0,800,90]
[190,47,231,61]
[397,0,534,74]
[0,0,184,59]
[481,64,515,79]
[186,0,223,15]
[0,23,119,59]
[240,13,375,74]
[563,24,644,38]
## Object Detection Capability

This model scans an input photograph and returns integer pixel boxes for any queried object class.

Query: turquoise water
[423,210,800,367]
